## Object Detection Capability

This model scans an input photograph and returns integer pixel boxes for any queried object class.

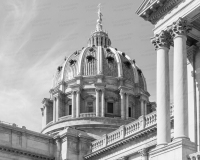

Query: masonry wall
[0,123,55,160]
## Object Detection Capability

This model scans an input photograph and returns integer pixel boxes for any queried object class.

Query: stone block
[149,139,196,160]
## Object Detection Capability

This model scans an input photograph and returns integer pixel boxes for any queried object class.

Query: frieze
[27,135,49,144]
[148,0,183,24]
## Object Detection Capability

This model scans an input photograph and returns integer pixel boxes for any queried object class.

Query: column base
[150,139,196,160]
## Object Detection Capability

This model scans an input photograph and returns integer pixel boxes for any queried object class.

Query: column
[53,97,56,123]
[101,89,105,117]
[126,93,129,119]
[55,94,60,122]
[120,90,125,119]
[140,99,145,116]
[76,90,80,118]
[72,91,76,118]
[169,18,192,140]
[151,30,171,145]
[96,89,100,117]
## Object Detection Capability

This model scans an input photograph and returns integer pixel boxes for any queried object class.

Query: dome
[52,46,147,91]
[42,6,151,137]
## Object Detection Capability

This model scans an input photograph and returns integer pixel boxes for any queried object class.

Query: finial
[96,3,103,31]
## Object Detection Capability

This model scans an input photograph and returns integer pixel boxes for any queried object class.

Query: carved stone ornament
[86,55,95,63]
[168,18,192,38]
[138,148,148,157]
[151,30,171,50]
[69,59,77,66]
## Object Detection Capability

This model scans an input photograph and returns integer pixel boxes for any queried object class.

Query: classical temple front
[0,0,200,160]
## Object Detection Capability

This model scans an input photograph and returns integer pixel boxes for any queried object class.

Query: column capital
[138,148,148,157]
[151,30,171,50]
[168,17,192,38]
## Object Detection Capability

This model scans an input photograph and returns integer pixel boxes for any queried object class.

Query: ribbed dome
[52,46,147,91]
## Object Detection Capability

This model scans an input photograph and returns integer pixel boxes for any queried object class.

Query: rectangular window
[107,102,113,113]
[129,107,132,117]
[69,105,72,115]
[87,101,93,112]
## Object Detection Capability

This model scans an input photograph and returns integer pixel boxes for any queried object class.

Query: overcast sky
[0,0,174,132]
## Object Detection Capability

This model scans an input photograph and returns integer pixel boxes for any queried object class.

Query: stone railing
[80,113,96,118]
[91,112,157,152]
[58,115,72,121]
[91,105,174,152]
[188,152,200,160]
[145,111,157,127]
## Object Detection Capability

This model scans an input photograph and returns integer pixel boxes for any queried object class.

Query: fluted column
[96,89,100,117]
[169,18,192,140]
[151,30,171,145]
[101,89,105,117]
[120,90,125,119]
[72,91,76,118]
[76,90,80,118]
[126,93,129,119]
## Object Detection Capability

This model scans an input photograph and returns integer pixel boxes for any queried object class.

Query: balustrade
[125,119,140,136]
[145,111,157,127]
[91,105,174,152]
[80,113,96,117]
[188,152,200,160]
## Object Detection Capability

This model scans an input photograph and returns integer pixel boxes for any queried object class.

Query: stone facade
[1,1,200,160]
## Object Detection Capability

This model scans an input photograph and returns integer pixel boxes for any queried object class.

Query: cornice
[138,0,183,25]
[0,145,54,160]
[84,125,157,159]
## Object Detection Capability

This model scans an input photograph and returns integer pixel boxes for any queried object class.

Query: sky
[0,0,174,132]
